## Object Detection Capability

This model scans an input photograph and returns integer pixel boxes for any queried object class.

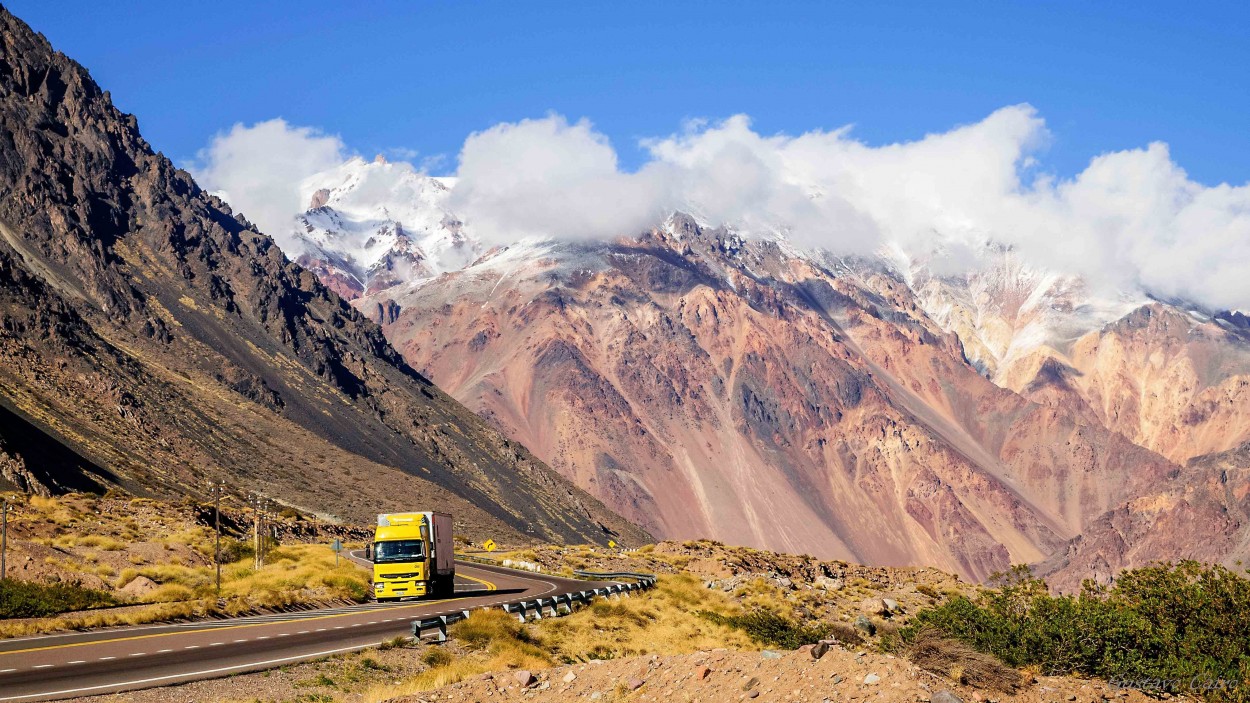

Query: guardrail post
[502,602,526,622]
[555,594,572,615]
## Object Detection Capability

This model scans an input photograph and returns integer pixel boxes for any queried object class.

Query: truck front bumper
[374,580,427,599]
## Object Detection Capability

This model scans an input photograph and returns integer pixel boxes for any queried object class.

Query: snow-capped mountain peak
[289,157,477,299]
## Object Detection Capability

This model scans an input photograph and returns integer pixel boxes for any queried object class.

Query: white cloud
[190,119,348,254]
[192,109,1250,311]
[448,107,1250,311]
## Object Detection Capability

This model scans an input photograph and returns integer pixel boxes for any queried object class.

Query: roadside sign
[608,540,616,548]
[331,538,343,567]
[483,539,497,552]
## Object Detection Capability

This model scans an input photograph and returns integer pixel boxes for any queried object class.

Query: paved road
[0,558,602,702]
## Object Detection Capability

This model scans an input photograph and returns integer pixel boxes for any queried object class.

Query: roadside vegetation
[0,578,116,618]
[361,573,755,701]
[0,492,369,637]
[890,562,1250,702]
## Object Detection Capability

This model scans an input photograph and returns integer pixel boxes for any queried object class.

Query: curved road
[0,558,603,702]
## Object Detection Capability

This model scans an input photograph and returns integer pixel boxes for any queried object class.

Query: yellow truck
[371,511,455,601]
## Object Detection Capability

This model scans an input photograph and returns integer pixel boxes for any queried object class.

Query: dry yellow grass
[0,543,369,638]
[361,573,755,702]
[1,493,371,638]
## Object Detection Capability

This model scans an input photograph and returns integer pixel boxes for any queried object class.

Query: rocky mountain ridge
[0,7,646,546]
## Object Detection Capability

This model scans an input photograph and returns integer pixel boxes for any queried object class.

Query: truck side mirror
[366,543,373,561]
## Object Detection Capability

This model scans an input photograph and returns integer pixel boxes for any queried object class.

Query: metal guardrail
[411,568,658,642]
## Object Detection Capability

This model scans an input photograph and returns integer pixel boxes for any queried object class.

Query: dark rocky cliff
[0,7,648,545]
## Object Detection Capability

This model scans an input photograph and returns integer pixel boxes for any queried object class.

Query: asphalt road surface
[0,557,604,702]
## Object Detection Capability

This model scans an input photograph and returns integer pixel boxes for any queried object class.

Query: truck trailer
[371,511,454,601]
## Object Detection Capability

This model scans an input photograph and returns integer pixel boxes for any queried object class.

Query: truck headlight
[375,583,384,591]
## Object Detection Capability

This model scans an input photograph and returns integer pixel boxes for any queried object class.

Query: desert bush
[906,627,1023,692]
[421,647,453,668]
[901,562,1250,702]
[0,578,116,618]
[699,607,833,649]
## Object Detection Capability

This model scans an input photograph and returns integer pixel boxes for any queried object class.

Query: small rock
[628,677,645,691]
[514,670,536,688]
[854,615,876,635]
[864,673,881,685]
[932,691,963,703]
[590,694,602,701]
[810,641,830,660]
[882,598,900,613]
[747,692,760,700]
[743,676,760,691]
[695,666,712,681]
[563,671,577,683]
[761,650,783,659]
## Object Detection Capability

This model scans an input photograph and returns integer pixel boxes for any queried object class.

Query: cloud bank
[193,108,1250,311]
[191,118,346,250]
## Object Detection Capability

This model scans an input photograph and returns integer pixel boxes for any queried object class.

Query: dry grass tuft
[906,627,1024,693]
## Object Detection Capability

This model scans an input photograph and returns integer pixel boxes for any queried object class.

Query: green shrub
[0,578,116,618]
[901,562,1250,702]
[698,608,833,649]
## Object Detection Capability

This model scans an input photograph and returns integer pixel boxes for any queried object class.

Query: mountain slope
[0,8,645,545]
[358,216,1182,581]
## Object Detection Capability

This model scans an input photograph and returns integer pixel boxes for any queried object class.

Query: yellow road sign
[483,539,497,552]
[608,540,616,548]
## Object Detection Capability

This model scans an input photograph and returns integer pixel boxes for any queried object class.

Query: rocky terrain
[0,8,644,546]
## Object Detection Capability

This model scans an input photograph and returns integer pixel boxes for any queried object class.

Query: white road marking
[0,669,15,673]
[255,636,269,640]
[67,661,86,665]
[128,653,145,657]
[32,665,52,669]
[183,645,199,650]
[297,631,309,634]
[276,633,289,637]
[98,657,115,661]
[208,642,223,647]
[233,639,247,643]
[157,649,173,653]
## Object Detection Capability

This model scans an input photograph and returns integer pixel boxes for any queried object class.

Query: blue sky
[9,0,1249,185]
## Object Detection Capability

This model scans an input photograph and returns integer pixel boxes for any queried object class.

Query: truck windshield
[374,540,425,564]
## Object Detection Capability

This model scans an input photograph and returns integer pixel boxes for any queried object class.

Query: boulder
[119,575,159,600]
[859,597,887,616]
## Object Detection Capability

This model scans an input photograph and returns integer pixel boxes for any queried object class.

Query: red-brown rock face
[358,217,1183,581]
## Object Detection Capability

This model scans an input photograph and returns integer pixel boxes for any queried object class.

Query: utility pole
[1,497,10,581]
[249,494,262,571]
[208,481,225,596]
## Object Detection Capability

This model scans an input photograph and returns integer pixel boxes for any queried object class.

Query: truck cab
[372,512,454,601]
